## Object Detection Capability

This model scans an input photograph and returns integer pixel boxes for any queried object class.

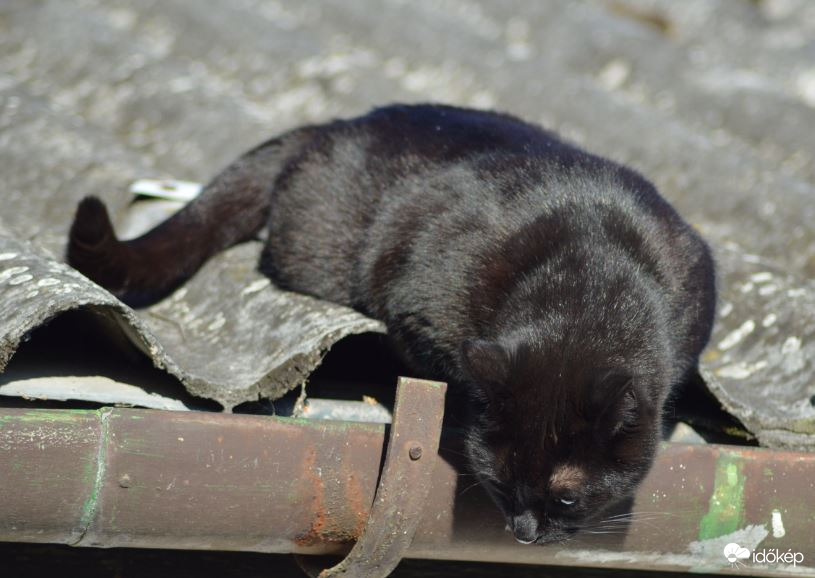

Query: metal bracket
[297,376,447,578]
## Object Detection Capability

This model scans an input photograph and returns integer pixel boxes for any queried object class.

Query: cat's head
[459,337,663,544]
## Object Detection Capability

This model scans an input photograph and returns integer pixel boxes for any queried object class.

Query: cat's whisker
[607,510,672,515]
[582,516,666,530]
[605,519,661,530]
[604,511,675,520]
[457,478,490,497]
[582,524,633,531]
[583,523,630,530]
[593,517,664,528]
[597,515,665,524]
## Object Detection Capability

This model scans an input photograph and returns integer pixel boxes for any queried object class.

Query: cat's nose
[511,510,539,544]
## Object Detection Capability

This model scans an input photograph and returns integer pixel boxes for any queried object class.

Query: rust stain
[295,448,325,546]
[345,472,368,538]
[341,431,374,539]
[294,447,358,547]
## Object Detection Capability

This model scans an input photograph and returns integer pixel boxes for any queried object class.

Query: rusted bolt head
[118,474,131,488]
[409,445,423,460]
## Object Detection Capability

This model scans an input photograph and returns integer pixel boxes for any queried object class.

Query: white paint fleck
[762,313,777,327]
[758,284,778,296]
[697,68,773,94]
[716,360,768,379]
[780,336,805,373]
[556,525,768,570]
[297,50,376,78]
[719,302,733,318]
[207,313,226,332]
[36,278,60,287]
[9,274,33,285]
[241,278,271,296]
[772,509,786,539]
[688,524,769,559]
[0,266,29,283]
[25,290,39,299]
[749,272,774,283]
[107,7,137,30]
[171,288,188,301]
[598,59,631,91]
[788,288,807,298]
[470,90,495,109]
[505,18,532,61]
[782,336,802,354]
[796,68,815,107]
[740,282,755,293]
[0,252,17,261]
[718,320,756,350]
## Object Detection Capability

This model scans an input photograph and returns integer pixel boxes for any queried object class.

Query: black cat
[67,104,716,544]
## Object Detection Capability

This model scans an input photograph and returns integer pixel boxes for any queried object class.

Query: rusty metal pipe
[1,407,814,576]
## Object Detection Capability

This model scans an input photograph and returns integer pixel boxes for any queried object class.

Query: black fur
[67,104,716,543]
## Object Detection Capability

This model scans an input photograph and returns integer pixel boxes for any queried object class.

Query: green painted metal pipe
[1,408,814,576]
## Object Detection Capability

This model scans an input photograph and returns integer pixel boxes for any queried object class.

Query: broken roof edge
[0,235,385,411]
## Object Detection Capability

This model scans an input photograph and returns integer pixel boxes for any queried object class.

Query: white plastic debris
[129,179,203,202]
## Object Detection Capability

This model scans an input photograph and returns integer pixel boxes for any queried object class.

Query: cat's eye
[558,498,576,506]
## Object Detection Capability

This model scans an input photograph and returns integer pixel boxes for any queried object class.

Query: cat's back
[357,104,568,162]
[347,107,714,368]
[264,105,712,361]
[262,104,576,302]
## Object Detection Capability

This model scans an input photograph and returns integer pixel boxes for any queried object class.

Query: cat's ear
[591,371,649,436]
[460,339,511,387]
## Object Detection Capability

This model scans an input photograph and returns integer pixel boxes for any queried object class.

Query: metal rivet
[409,445,423,460]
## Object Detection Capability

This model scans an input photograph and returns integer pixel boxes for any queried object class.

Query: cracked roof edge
[0,235,385,411]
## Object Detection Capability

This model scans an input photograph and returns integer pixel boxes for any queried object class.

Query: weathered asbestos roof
[0,235,384,411]
[1,0,814,444]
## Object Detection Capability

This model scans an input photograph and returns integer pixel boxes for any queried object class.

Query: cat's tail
[67,138,298,307]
